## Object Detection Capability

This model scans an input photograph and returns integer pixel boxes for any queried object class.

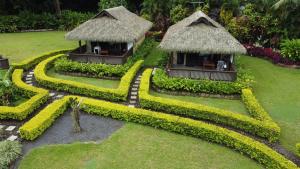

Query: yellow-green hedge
[19,96,70,140]
[139,69,280,142]
[34,54,143,101]
[19,95,298,168]
[0,69,49,120]
[297,143,300,157]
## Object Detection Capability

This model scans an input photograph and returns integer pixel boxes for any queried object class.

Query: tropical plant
[170,5,188,23]
[280,39,300,61]
[0,141,22,169]
[98,0,127,11]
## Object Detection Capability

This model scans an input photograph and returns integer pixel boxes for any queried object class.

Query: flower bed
[0,69,49,120]
[140,69,280,142]
[19,95,298,169]
[34,54,143,101]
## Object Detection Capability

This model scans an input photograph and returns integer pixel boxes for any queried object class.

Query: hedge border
[139,69,280,142]
[19,96,298,169]
[34,54,143,101]
[0,69,49,120]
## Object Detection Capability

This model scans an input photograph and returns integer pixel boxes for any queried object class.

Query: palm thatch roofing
[65,6,153,43]
[159,10,246,54]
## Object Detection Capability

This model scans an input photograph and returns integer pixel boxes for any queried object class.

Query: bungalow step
[133,84,139,88]
[29,71,34,75]
[26,74,33,77]
[130,96,137,100]
[129,100,137,104]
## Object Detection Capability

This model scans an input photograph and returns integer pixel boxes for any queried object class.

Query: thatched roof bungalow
[65,6,153,65]
[159,10,246,81]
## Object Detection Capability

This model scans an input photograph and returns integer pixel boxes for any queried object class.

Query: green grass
[19,123,262,169]
[151,90,249,115]
[0,31,77,64]
[0,69,7,80]
[143,43,167,67]
[47,68,120,89]
[239,55,300,153]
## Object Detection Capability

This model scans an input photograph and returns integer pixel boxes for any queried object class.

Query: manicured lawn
[0,69,7,80]
[47,68,120,89]
[151,90,249,115]
[0,31,77,64]
[239,55,300,153]
[19,123,262,169]
[143,43,167,67]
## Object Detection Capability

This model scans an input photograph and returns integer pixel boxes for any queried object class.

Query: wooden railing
[68,46,133,65]
[167,65,237,82]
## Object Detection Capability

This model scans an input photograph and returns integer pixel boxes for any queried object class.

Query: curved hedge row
[139,69,280,142]
[0,69,49,120]
[34,54,143,101]
[19,95,298,168]
[19,96,70,140]
[152,68,251,95]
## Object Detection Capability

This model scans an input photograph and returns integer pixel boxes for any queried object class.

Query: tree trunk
[53,0,61,16]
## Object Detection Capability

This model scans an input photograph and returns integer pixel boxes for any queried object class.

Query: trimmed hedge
[19,95,298,168]
[0,69,49,120]
[152,68,252,95]
[242,89,276,123]
[19,96,70,140]
[139,69,280,142]
[54,38,156,78]
[34,54,143,101]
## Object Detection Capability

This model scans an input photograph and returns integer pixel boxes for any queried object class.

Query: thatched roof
[159,10,246,54]
[65,6,153,43]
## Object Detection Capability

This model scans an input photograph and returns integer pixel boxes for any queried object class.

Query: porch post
[79,40,82,53]
[184,54,187,66]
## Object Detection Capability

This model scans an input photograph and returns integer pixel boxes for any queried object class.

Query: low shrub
[140,69,280,142]
[19,96,70,140]
[280,39,300,62]
[0,141,22,169]
[297,143,300,157]
[80,97,296,169]
[34,54,143,101]
[0,69,49,120]
[58,10,94,31]
[54,38,156,78]
[19,95,297,168]
[152,68,252,95]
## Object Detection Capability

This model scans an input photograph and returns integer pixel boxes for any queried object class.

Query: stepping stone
[0,125,5,129]
[29,71,34,75]
[49,93,56,97]
[27,74,33,77]
[131,92,137,96]
[128,105,135,108]
[7,135,18,141]
[5,126,16,131]
[56,94,64,98]
[138,75,142,78]
[129,100,137,104]
[133,84,139,88]
[132,88,138,91]
[29,84,33,86]
[26,78,32,81]
[136,77,141,81]
[134,81,140,84]
[26,81,32,84]
[130,96,137,100]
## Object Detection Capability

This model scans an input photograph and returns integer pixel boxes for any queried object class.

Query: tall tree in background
[53,0,61,16]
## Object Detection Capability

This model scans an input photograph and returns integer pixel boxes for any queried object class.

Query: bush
[19,96,70,140]
[280,39,300,61]
[0,69,49,120]
[152,67,252,95]
[170,5,188,24]
[80,97,296,169]
[0,141,22,169]
[98,0,127,11]
[34,54,143,101]
[58,10,94,31]
[297,143,300,157]
[54,38,156,78]
[139,69,279,142]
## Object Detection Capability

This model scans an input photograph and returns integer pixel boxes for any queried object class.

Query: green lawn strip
[19,95,298,168]
[0,69,49,120]
[151,90,249,115]
[34,54,143,101]
[0,31,77,64]
[19,123,263,169]
[47,68,120,89]
[0,69,7,80]
[143,43,167,67]
[140,69,280,142]
[240,55,300,153]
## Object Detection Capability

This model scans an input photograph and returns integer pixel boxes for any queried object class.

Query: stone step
[29,71,34,75]
[131,92,138,96]
[49,93,56,97]
[134,81,140,84]
[56,94,64,98]
[7,135,18,141]
[138,75,142,78]
[130,96,137,100]
[26,81,32,84]
[131,88,138,91]
[26,74,33,77]
[5,126,16,131]
[132,84,139,88]
[26,78,32,81]
[128,105,135,108]
[129,100,137,104]
[136,77,141,81]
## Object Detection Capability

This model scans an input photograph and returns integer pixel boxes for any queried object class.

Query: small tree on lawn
[70,98,82,133]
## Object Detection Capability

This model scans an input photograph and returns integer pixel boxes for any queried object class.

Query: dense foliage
[0,141,22,169]
[170,5,189,24]
[280,39,300,61]
[98,0,127,11]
